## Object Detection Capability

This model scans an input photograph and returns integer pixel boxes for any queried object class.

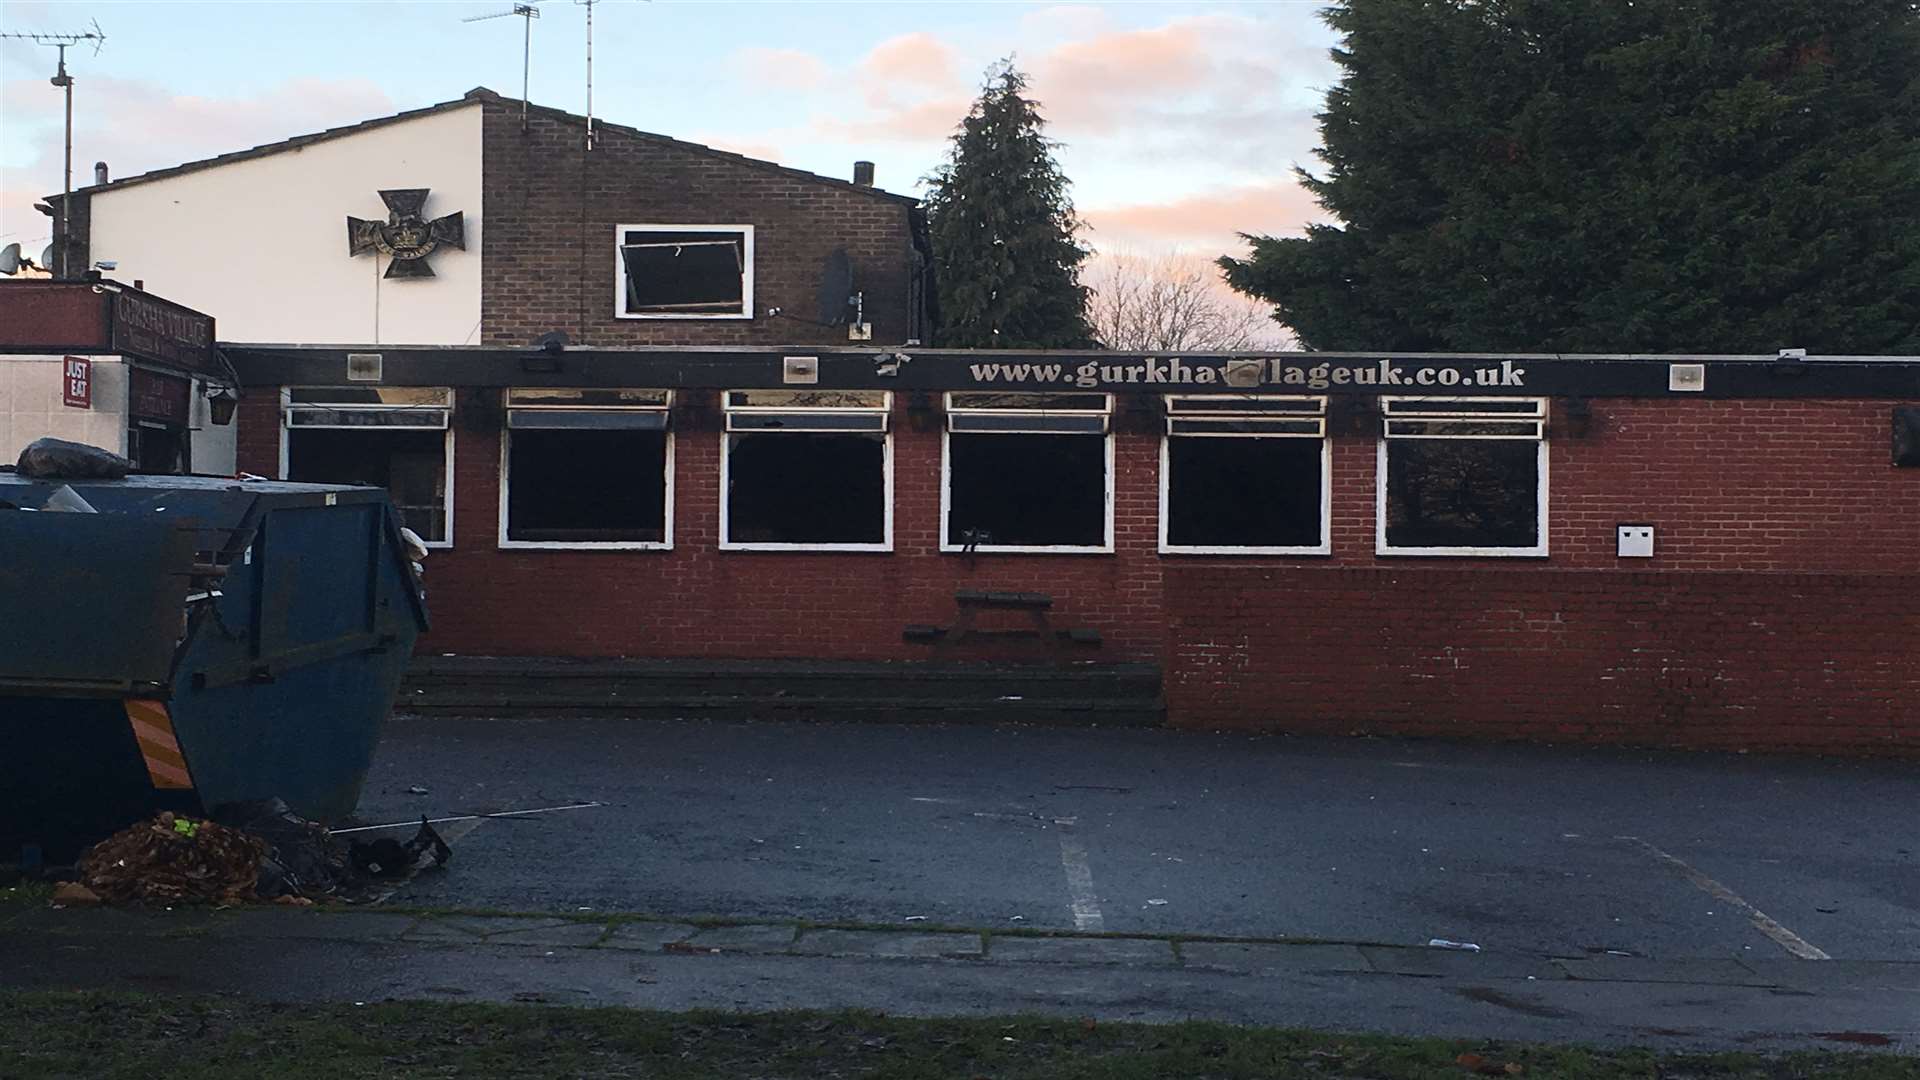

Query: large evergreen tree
[1222,0,1920,353]
[924,62,1094,349]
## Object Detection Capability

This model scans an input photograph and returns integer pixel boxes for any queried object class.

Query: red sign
[128,367,191,425]
[62,356,91,410]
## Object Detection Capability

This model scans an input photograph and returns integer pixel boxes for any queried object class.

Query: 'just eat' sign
[62,356,91,410]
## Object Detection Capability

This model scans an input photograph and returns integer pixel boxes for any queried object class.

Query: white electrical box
[1617,524,1655,558]
[782,355,819,385]
[1668,363,1705,392]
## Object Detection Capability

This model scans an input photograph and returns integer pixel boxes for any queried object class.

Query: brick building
[46,89,1920,753]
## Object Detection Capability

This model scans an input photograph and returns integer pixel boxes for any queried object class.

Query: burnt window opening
[506,430,668,545]
[722,391,889,548]
[287,428,448,542]
[1380,397,1546,554]
[725,434,887,546]
[1163,395,1326,552]
[947,433,1108,549]
[618,226,751,317]
[502,389,673,546]
[285,387,452,543]
[943,393,1112,550]
[1165,438,1323,550]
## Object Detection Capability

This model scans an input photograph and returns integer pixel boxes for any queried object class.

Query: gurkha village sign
[347,189,465,279]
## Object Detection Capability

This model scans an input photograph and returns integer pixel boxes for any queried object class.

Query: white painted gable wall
[85,103,483,347]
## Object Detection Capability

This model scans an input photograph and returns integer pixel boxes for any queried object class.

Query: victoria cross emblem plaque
[347,189,466,279]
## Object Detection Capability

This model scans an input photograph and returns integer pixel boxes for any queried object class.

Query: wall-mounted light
[207,387,239,426]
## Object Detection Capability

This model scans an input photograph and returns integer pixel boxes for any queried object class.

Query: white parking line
[1055,818,1104,932]
[1619,835,1830,960]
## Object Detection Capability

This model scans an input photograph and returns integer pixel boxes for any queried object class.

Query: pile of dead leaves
[74,812,267,905]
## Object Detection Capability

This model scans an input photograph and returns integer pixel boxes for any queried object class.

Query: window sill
[499,540,673,551]
[720,542,893,553]
[1160,545,1331,556]
[615,312,752,321]
[1375,546,1549,558]
[938,545,1115,556]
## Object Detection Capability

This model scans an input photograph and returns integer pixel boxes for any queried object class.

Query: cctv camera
[93,260,117,271]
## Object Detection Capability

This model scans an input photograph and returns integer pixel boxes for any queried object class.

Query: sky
[0,0,1338,280]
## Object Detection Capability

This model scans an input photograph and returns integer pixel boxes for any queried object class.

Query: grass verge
[2,991,1911,1080]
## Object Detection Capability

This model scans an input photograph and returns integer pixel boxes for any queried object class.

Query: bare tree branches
[1086,251,1292,352]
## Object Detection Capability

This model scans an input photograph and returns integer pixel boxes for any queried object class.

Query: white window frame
[614,223,754,320]
[279,386,455,549]
[496,389,675,551]
[940,392,1115,555]
[1375,396,1548,558]
[1159,395,1331,556]
[719,390,893,553]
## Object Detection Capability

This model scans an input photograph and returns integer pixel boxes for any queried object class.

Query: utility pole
[1,22,106,279]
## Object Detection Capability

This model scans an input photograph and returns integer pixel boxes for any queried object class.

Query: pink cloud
[862,33,961,94]
[815,96,972,145]
[1083,181,1329,255]
[1,76,395,254]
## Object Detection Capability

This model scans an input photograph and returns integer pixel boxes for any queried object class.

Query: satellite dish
[41,245,55,270]
[815,248,853,326]
[0,244,20,276]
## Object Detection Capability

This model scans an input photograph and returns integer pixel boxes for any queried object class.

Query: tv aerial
[463,4,539,132]
[0,19,106,279]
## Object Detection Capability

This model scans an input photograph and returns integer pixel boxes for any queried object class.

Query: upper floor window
[1377,397,1547,557]
[616,224,754,319]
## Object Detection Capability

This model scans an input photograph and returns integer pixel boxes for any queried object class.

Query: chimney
[94,161,109,185]
[852,160,875,187]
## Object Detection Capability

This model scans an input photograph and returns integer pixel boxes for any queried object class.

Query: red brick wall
[237,369,1920,749]
[1163,566,1920,754]
[414,393,1165,660]
[480,103,917,349]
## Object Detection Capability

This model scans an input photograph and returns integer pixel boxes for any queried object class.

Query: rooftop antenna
[574,0,597,150]
[462,4,540,132]
[1,20,106,279]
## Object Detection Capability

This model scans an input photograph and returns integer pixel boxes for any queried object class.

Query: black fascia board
[219,345,1920,399]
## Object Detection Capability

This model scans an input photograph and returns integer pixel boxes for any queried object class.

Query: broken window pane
[621,229,748,315]
[506,429,668,544]
[946,433,1106,548]
[1166,437,1322,549]
[1383,440,1539,549]
[726,433,886,545]
[287,429,448,542]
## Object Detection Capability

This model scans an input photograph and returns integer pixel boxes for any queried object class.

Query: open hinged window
[282,387,454,546]
[722,390,891,550]
[1377,397,1547,556]
[1161,396,1329,554]
[500,389,672,548]
[616,225,753,319]
[942,392,1113,553]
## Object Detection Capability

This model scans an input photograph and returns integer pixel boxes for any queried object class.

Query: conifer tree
[924,62,1095,348]
[1221,0,1920,353]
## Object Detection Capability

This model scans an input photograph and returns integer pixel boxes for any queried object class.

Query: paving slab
[988,935,1172,966]
[1179,942,1372,975]
[404,916,576,941]
[217,910,417,941]
[483,920,611,948]
[1555,957,1781,987]
[681,923,798,954]
[599,922,701,951]
[1360,946,1567,981]
[1738,960,1920,992]
[795,929,983,960]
